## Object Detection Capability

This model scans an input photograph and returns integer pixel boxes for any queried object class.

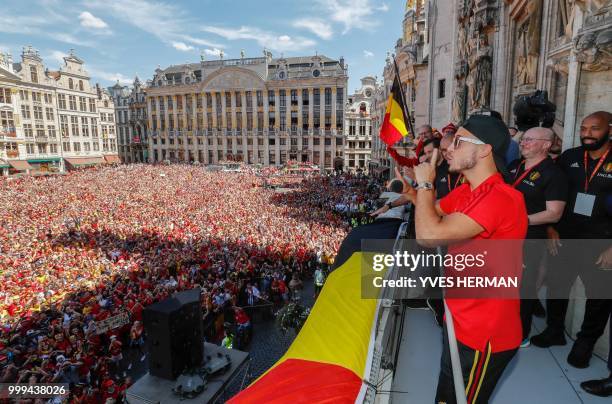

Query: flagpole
[392,57,416,139]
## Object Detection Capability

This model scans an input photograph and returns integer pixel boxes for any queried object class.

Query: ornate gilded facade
[145,53,348,169]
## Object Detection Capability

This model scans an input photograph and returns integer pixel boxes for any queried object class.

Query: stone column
[202,92,208,130]
[297,88,303,130]
[146,97,154,136]
[319,87,325,132]
[155,97,162,135]
[181,93,188,131]
[286,89,292,131]
[263,90,269,129]
[563,6,584,150]
[331,87,337,129]
[240,91,247,160]
[230,91,237,131]
[192,93,197,133]
[241,91,248,129]
[308,88,314,128]
[162,95,169,135]
[274,89,280,129]
[251,91,258,130]
[202,93,208,164]
[275,134,280,165]
[263,125,269,165]
[221,91,227,129]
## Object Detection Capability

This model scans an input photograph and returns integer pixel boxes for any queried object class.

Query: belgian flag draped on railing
[228,220,403,403]
[379,61,413,146]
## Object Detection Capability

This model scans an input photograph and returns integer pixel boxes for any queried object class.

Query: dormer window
[29,65,38,83]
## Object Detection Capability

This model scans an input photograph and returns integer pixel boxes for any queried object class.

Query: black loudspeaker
[143,288,204,380]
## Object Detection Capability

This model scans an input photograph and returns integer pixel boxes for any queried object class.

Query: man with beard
[412,115,527,403]
[531,111,612,372]
[435,133,464,199]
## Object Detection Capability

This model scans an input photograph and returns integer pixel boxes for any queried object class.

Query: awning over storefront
[27,157,62,163]
[103,155,121,164]
[64,157,104,167]
[8,160,34,171]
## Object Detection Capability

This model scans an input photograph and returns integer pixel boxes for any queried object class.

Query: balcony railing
[0,127,17,137]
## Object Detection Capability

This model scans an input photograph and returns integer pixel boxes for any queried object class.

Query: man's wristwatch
[415,182,434,191]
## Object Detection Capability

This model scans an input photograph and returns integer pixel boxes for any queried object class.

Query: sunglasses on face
[453,136,485,149]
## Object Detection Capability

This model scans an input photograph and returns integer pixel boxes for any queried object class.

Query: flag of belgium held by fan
[380,74,410,146]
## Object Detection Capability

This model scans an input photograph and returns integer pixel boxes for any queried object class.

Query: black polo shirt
[508,157,568,239]
[556,144,612,238]
[435,160,464,199]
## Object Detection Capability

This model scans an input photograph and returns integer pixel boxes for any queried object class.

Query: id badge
[574,192,595,217]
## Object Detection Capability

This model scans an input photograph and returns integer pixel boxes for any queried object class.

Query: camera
[512,90,556,131]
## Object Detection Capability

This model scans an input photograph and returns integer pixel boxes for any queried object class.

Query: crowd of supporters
[0,164,376,402]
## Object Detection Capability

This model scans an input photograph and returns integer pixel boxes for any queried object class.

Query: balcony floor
[390,307,610,403]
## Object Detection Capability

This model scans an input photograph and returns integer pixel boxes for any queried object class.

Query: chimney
[7,52,13,72]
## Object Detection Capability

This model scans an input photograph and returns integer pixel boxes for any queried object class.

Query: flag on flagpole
[379,73,411,146]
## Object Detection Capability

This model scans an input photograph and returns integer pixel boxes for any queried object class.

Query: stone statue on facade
[575,28,612,71]
[562,0,610,39]
[581,0,611,14]
[452,85,466,123]
[457,23,469,62]
[562,0,579,38]
[466,34,493,110]
[516,0,543,86]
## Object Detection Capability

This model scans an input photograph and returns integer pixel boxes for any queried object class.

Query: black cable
[392,300,408,370]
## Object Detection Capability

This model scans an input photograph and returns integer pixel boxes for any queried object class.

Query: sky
[0,0,404,94]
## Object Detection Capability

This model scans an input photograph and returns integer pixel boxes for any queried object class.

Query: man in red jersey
[412,114,528,403]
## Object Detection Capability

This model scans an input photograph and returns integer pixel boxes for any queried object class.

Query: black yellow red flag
[379,73,411,146]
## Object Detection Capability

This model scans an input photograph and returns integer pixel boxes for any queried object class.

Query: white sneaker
[140,354,146,362]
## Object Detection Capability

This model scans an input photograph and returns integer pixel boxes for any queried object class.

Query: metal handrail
[363,220,410,403]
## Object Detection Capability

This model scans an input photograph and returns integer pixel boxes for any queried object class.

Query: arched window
[68,78,73,89]
[79,80,84,91]
[359,103,367,113]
